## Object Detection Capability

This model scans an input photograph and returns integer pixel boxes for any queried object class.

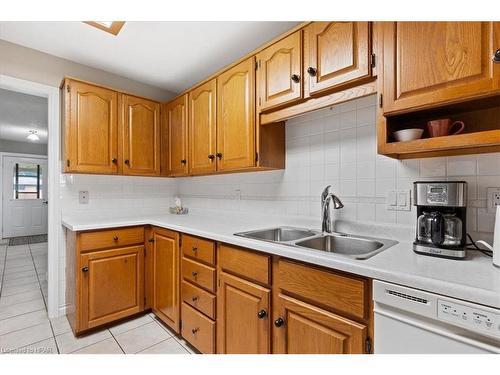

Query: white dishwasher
[373,280,500,354]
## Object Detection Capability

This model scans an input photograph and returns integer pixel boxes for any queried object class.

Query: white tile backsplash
[176,94,500,241]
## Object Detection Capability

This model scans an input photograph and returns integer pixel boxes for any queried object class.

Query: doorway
[0,75,60,319]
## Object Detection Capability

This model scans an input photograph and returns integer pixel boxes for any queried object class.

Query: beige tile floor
[0,241,196,354]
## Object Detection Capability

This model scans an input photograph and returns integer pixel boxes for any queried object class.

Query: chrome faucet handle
[332,195,344,209]
[321,185,332,203]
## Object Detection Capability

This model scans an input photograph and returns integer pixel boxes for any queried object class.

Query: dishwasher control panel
[438,299,500,338]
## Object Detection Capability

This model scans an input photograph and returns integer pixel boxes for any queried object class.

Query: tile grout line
[150,317,193,353]
[107,329,126,354]
[0,315,48,337]
[134,336,179,354]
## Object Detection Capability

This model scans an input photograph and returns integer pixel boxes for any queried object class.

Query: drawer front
[219,244,270,285]
[182,281,216,319]
[80,227,144,251]
[181,234,216,266]
[278,260,368,320]
[181,302,215,354]
[182,258,216,292]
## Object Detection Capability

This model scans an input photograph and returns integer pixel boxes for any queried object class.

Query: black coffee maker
[413,181,467,259]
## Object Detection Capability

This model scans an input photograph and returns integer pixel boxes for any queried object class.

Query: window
[83,21,125,36]
[13,163,43,200]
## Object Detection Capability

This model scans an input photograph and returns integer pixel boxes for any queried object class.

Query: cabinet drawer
[182,281,216,319]
[182,258,216,292]
[278,260,369,320]
[181,303,215,354]
[219,244,270,285]
[181,234,216,266]
[79,227,144,252]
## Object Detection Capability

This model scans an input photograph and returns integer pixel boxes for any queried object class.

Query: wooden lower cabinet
[217,272,271,354]
[273,294,367,354]
[152,228,181,333]
[80,245,144,331]
[182,303,216,354]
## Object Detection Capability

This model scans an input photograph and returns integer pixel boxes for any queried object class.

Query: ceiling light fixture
[84,21,125,36]
[27,130,40,142]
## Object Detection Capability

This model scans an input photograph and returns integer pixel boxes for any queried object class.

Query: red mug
[427,119,465,138]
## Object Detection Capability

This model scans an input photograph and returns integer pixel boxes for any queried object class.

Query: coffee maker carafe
[413,181,467,259]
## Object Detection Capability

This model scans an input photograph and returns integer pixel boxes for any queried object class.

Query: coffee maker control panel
[427,184,448,204]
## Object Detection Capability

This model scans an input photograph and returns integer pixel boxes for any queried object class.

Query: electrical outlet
[79,190,89,204]
[487,187,500,213]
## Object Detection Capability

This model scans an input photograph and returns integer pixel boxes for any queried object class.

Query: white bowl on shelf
[393,128,424,142]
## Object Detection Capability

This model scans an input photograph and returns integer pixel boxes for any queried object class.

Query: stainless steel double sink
[234,226,398,260]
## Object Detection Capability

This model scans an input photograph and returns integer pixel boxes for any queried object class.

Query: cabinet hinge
[66,84,70,93]
[258,97,261,106]
[365,338,372,354]
[370,53,376,69]
[66,160,70,167]
[256,60,261,71]
[379,94,383,108]
[255,152,259,163]
[179,235,182,248]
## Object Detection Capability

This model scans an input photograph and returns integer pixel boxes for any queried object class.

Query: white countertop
[62,210,500,309]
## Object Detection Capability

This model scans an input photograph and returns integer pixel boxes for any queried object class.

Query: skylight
[84,21,125,36]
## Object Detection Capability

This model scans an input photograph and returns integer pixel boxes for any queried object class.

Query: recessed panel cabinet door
[304,22,371,97]
[80,246,144,330]
[217,58,256,171]
[165,94,189,176]
[257,31,302,111]
[189,80,217,175]
[122,95,161,176]
[66,80,118,174]
[274,295,367,354]
[382,22,500,114]
[152,228,180,333]
[217,272,271,354]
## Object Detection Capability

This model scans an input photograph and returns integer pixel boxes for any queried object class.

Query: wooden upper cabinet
[217,272,271,354]
[80,245,144,331]
[382,22,500,114]
[217,57,256,171]
[65,79,119,174]
[122,95,161,175]
[164,94,189,176]
[257,31,302,111]
[304,22,371,97]
[189,80,217,175]
[152,228,180,333]
[274,295,367,354]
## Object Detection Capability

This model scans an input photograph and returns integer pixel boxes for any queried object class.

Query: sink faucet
[321,185,344,233]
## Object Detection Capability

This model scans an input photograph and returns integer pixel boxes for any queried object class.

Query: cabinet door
[65,80,118,174]
[122,95,161,176]
[80,246,144,330]
[189,80,217,175]
[152,228,180,333]
[256,31,302,111]
[274,295,367,354]
[304,22,371,97]
[382,22,500,114]
[165,94,189,176]
[217,272,271,354]
[217,57,256,171]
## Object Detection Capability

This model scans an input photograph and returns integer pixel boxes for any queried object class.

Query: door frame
[0,74,61,319]
[0,153,48,237]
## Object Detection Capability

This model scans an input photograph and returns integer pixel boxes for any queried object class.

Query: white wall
[0,139,47,155]
[177,94,500,242]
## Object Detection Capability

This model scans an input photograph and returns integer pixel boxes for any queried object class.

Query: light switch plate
[487,187,500,213]
[386,189,411,211]
[79,190,89,204]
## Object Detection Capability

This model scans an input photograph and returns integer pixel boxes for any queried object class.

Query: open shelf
[378,95,500,159]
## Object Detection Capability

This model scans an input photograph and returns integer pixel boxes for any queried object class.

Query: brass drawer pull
[192,296,199,302]
[192,271,198,277]
[192,328,199,334]
[113,236,119,241]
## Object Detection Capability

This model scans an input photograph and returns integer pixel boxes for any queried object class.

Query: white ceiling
[0,21,300,93]
[0,88,48,144]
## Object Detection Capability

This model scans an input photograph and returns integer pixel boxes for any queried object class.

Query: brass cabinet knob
[181,159,187,164]
[291,74,300,83]
[82,266,89,272]
[112,158,117,164]
[208,154,215,160]
[124,159,130,165]
[307,67,317,76]
[257,309,267,319]
[216,153,223,159]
